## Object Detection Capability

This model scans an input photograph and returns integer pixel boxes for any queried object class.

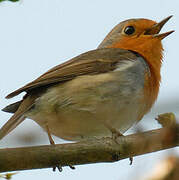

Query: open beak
[145,15,174,39]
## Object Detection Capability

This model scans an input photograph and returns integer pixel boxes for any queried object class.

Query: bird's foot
[45,124,76,171]
[53,165,63,172]
[52,164,75,172]
[105,125,133,165]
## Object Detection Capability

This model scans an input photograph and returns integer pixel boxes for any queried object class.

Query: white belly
[25,67,146,141]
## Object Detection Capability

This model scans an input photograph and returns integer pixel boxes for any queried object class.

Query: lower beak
[153,30,174,40]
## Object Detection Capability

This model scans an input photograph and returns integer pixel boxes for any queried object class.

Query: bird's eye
[124,26,135,35]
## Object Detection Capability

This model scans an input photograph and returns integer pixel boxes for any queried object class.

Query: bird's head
[98,16,174,66]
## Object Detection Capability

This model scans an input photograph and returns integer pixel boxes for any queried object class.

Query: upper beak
[145,15,174,39]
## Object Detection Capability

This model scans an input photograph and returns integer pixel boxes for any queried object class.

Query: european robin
[0,16,174,142]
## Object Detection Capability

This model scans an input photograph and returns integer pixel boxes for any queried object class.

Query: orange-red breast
[0,16,174,141]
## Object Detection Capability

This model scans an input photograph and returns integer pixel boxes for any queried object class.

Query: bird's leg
[45,123,75,171]
[46,124,55,145]
[103,122,133,165]
[102,122,123,138]
[45,124,63,172]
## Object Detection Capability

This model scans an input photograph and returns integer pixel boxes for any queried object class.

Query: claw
[69,165,75,170]
[129,157,133,165]
[53,165,63,172]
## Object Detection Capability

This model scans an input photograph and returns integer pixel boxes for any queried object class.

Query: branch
[0,125,178,173]
[0,0,20,2]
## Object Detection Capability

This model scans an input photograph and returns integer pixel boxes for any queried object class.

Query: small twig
[0,0,20,3]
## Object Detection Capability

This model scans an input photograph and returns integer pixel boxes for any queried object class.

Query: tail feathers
[0,96,36,140]
[2,100,22,113]
[0,115,25,140]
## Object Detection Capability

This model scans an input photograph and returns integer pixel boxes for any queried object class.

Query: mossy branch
[0,124,178,173]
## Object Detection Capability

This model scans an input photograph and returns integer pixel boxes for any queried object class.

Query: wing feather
[6,48,138,99]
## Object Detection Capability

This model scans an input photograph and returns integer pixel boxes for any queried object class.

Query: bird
[0,16,174,144]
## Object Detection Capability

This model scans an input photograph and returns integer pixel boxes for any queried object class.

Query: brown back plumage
[6,48,137,99]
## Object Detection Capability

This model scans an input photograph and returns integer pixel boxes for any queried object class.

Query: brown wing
[6,48,138,99]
